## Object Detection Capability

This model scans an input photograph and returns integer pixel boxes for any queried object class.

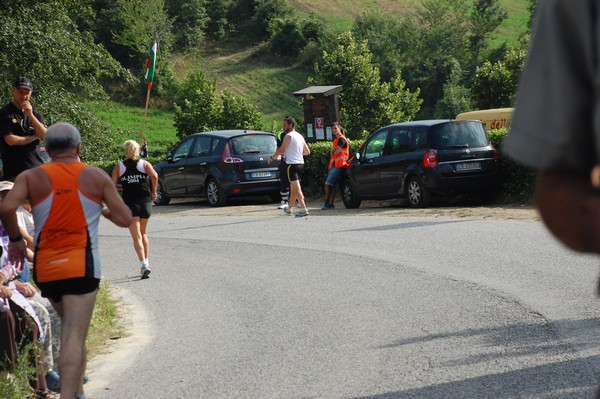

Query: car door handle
[200,162,207,166]
[178,167,185,171]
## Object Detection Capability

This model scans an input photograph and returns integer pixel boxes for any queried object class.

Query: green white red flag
[145,42,157,90]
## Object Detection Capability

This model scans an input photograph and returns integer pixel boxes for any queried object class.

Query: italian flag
[145,42,157,90]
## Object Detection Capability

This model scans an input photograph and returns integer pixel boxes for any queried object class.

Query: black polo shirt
[0,102,46,180]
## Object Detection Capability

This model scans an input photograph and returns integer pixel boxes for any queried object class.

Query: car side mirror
[355,152,362,161]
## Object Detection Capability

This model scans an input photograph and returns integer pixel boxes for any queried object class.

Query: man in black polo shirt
[0,77,47,181]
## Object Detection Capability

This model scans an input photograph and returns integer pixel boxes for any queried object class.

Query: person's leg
[128,217,144,262]
[139,217,150,261]
[291,180,306,208]
[0,307,17,376]
[11,299,47,392]
[51,290,97,399]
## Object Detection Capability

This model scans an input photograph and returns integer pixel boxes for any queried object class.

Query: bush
[488,128,537,202]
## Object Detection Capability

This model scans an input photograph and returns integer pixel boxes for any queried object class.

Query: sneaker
[321,203,335,210]
[141,264,151,279]
[277,201,288,209]
[295,208,309,218]
[46,371,60,392]
[283,205,292,215]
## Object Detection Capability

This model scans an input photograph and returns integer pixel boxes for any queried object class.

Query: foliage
[268,18,307,57]
[205,0,230,40]
[434,82,473,119]
[93,0,173,69]
[173,70,221,139]
[0,0,130,161]
[173,69,264,139]
[0,342,36,399]
[471,45,527,109]
[165,0,208,50]
[310,32,422,138]
[220,90,263,129]
[302,139,363,196]
[352,0,508,118]
[252,0,293,40]
[489,128,536,201]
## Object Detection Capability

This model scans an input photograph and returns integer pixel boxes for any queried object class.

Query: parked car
[341,119,499,208]
[153,130,281,207]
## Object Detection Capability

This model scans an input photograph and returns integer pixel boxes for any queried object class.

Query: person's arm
[3,133,40,146]
[23,103,46,140]
[144,160,159,202]
[303,142,310,156]
[535,170,600,254]
[111,163,121,187]
[268,135,292,164]
[100,172,132,227]
[0,175,29,270]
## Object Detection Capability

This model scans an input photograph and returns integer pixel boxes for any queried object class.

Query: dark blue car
[153,130,280,207]
[341,120,500,208]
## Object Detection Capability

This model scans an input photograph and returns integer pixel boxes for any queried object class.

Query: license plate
[455,162,481,172]
[251,171,273,178]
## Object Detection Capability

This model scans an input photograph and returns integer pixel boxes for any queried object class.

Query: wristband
[9,234,23,243]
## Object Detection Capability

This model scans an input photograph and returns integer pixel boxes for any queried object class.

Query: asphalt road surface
[84,200,600,398]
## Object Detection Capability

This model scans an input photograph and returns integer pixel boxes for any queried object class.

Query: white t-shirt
[284,130,306,165]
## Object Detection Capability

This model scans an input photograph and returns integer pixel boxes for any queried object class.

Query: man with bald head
[0,122,132,399]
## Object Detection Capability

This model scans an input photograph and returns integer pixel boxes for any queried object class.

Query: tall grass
[84,100,178,157]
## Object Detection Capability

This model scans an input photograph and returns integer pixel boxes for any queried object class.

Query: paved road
[85,201,600,398]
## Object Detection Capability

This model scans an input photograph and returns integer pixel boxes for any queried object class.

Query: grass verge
[0,281,124,396]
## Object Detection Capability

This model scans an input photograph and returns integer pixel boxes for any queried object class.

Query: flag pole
[141,82,152,143]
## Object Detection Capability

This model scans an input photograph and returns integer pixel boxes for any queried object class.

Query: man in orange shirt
[0,122,132,399]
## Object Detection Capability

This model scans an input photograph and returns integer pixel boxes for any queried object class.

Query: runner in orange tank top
[0,122,132,399]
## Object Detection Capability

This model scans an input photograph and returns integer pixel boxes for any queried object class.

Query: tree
[310,32,421,138]
[268,18,307,57]
[471,46,526,109]
[173,69,264,139]
[0,0,129,161]
[165,0,208,50]
[93,0,173,69]
[468,0,508,59]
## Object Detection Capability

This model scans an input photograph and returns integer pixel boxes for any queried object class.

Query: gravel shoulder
[151,196,539,221]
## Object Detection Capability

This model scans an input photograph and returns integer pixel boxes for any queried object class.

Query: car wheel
[154,181,170,205]
[406,176,431,208]
[341,178,361,208]
[206,178,227,207]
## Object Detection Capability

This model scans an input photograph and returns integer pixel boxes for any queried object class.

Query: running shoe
[141,265,151,279]
[295,209,309,218]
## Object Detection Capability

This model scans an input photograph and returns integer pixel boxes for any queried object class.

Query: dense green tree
[469,0,508,59]
[219,91,262,129]
[0,0,129,161]
[173,69,263,139]
[173,70,221,139]
[205,0,230,39]
[165,0,208,50]
[471,46,526,109]
[93,0,172,69]
[310,32,421,138]
[268,18,307,57]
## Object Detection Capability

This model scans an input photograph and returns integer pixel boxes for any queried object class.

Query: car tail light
[222,142,243,164]
[423,150,438,168]
[492,145,499,163]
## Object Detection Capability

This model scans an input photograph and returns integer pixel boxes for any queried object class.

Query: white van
[456,107,513,130]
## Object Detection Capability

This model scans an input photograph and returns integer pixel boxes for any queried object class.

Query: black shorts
[286,164,304,182]
[36,277,100,303]
[125,200,152,218]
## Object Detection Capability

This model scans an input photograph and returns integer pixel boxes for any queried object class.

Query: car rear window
[230,134,276,155]
[430,121,489,149]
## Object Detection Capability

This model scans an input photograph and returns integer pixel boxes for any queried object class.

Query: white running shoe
[278,201,288,209]
[141,264,151,279]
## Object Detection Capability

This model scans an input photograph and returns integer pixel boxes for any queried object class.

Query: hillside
[171,0,529,129]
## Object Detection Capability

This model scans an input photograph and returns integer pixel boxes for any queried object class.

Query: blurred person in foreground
[504,0,600,256]
[112,139,158,279]
[0,122,132,399]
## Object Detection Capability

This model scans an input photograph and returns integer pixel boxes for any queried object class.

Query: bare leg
[51,290,97,399]
[290,180,306,208]
[128,217,144,261]
[139,217,150,260]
